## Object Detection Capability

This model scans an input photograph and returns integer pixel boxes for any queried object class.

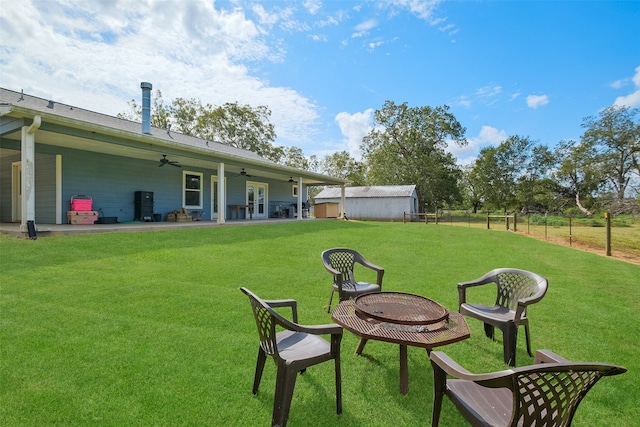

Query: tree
[117,89,171,129]
[581,105,640,199]
[320,151,366,186]
[194,102,277,160]
[119,93,294,165]
[460,164,484,213]
[278,146,309,170]
[553,139,604,215]
[470,136,556,213]
[361,101,467,209]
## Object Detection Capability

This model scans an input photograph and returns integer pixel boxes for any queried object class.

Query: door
[246,181,268,219]
[210,176,226,220]
[11,162,21,222]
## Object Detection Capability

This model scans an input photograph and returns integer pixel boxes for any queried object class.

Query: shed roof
[315,185,416,199]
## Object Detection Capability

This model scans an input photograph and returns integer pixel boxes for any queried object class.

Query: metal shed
[314,185,418,221]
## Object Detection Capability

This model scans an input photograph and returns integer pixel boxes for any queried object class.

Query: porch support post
[297,177,303,221]
[340,185,346,219]
[217,162,225,224]
[20,115,41,232]
[56,155,62,224]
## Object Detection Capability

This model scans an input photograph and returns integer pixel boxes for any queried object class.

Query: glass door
[210,176,226,220]
[246,181,268,219]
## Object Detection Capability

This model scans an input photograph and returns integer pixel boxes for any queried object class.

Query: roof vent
[47,100,55,109]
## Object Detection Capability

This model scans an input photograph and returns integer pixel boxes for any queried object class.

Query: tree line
[120,93,640,215]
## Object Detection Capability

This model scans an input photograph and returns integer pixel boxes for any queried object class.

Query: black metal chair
[430,349,626,426]
[322,248,384,313]
[458,268,548,366]
[240,287,343,427]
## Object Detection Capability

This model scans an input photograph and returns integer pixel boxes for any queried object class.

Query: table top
[354,292,449,325]
[332,297,470,350]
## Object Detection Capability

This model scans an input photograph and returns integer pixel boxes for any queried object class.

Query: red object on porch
[71,195,93,211]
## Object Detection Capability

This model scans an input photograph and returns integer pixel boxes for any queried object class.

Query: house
[313,185,418,221]
[0,84,348,232]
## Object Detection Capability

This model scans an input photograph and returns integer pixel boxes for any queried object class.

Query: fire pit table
[331,292,470,394]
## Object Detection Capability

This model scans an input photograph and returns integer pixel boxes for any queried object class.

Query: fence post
[569,216,572,246]
[605,212,612,256]
[403,212,406,224]
[513,213,517,232]
[544,211,548,240]
[506,214,509,231]
[487,213,490,229]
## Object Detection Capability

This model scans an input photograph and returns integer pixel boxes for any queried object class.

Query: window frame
[183,171,203,209]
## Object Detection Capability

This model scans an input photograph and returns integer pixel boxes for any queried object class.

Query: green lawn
[1,221,638,426]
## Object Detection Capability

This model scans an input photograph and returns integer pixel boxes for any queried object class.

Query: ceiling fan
[239,168,254,177]
[158,154,181,167]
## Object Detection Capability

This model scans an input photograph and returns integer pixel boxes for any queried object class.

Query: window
[183,171,203,208]
[292,185,298,197]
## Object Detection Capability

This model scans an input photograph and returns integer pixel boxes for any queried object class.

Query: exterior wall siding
[317,195,417,221]
[0,141,304,224]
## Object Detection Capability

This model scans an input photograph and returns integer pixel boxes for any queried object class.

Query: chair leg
[327,290,335,313]
[335,355,342,415]
[503,323,517,366]
[524,323,533,357]
[273,366,298,427]
[253,347,267,394]
[431,363,446,427]
[484,322,495,340]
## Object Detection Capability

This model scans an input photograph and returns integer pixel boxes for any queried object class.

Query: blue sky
[1,0,639,165]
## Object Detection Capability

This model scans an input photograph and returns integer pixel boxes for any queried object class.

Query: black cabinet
[134,191,154,221]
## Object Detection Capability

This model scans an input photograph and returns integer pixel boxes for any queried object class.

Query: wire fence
[404,211,640,263]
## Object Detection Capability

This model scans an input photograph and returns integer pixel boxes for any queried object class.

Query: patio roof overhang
[0,101,349,187]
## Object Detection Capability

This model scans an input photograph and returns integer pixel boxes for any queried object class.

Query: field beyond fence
[414,212,640,265]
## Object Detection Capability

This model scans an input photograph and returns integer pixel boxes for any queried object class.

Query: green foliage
[361,101,467,208]
[1,222,638,426]
[581,106,640,199]
[319,150,366,185]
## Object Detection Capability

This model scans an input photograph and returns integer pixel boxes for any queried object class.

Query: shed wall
[317,196,416,220]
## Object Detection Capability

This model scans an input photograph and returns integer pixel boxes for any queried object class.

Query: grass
[1,220,638,426]
[434,212,640,262]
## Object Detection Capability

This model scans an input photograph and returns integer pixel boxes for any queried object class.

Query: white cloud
[613,65,640,108]
[335,109,374,159]
[526,94,549,109]
[389,0,445,25]
[476,85,502,98]
[304,0,322,15]
[0,0,319,149]
[352,18,377,37]
[253,4,279,26]
[614,91,640,108]
[447,125,507,165]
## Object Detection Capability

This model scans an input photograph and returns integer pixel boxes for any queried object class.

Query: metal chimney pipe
[140,82,152,134]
